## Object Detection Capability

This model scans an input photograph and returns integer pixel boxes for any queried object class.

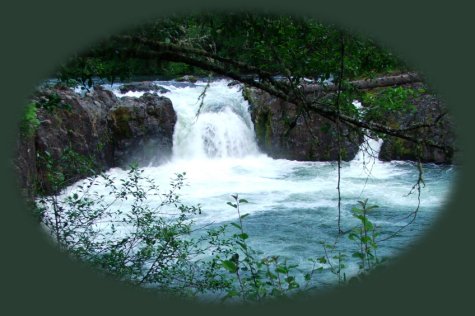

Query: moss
[391,137,412,157]
[244,88,274,150]
[111,107,133,138]
[265,117,272,147]
[242,87,253,104]
[340,147,349,161]
[254,110,272,149]
[20,102,40,138]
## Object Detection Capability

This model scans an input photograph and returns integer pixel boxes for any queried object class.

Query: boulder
[31,86,116,194]
[375,83,455,164]
[244,87,362,161]
[14,85,177,197]
[227,80,241,87]
[119,82,170,94]
[109,93,177,166]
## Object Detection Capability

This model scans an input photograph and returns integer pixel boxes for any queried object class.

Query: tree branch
[112,39,454,155]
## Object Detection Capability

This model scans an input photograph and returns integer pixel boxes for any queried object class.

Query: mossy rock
[110,107,133,138]
[242,87,253,103]
[254,110,272,149]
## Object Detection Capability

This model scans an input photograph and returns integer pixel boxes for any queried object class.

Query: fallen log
[303,72,423,93]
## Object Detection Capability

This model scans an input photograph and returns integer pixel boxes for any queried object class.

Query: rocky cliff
[244,82,454,164]
[375,83,454,164]
[109,93,176,166]
[243,87,363,161]
[14,85,176,197]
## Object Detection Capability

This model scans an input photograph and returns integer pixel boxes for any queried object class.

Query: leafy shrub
[36,163,386,302]
[361,86,418,124]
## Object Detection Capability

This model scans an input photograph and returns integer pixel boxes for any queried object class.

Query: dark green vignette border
[1,1,473,315]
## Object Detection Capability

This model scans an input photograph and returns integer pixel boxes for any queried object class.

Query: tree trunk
[303,72,422,93]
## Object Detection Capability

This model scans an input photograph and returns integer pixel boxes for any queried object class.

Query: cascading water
[166,80,259,160]
[53,79,455,288]
[348,100,385,180]
[351,100,383,162]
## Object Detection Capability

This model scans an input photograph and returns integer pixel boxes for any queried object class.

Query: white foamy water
[50,79,455,286]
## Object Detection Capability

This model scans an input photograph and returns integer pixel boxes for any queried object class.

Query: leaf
[236,241,247,250]
[238,233,249,240]
[361,236,372,244]
[276,266,288,274]
[222,260,238,273]
[230,222,241,230]
[267,271,277,279]
[364,221,374,231]
[240,213,250,220]
[238,199,249,204]
[366,205,379,211]
[226,202,237,208]
[317,257,327,264]
[352,252,364,259]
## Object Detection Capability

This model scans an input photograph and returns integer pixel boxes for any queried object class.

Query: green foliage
[20,93,72,138]
[215,194,303,302]
[58,56,134,88]
[35,163,311,302]
[317,242,348,285]
[348,199,381,273]
[315,199,384,285]
[36,147,97,195]
[20,102,40,137]
[361,86,418,124]
[36,92,72,112]
[37,167,206,293]
[55,13,405,85]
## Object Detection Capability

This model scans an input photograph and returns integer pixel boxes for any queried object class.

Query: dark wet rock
[119,82,170,94]
[244,87,363,161]
[109,93,177,166]
[175,75,198,83]
[14,85,177,197]
[227,80,241,87]
[374,83,455,164]
[13,135,37,199]
[29,86,116,194]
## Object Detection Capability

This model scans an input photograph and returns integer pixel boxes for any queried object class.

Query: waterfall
[162,80,259,160]
[351,100,383,164]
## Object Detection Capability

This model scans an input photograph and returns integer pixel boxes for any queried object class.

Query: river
[61,78,455,288]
